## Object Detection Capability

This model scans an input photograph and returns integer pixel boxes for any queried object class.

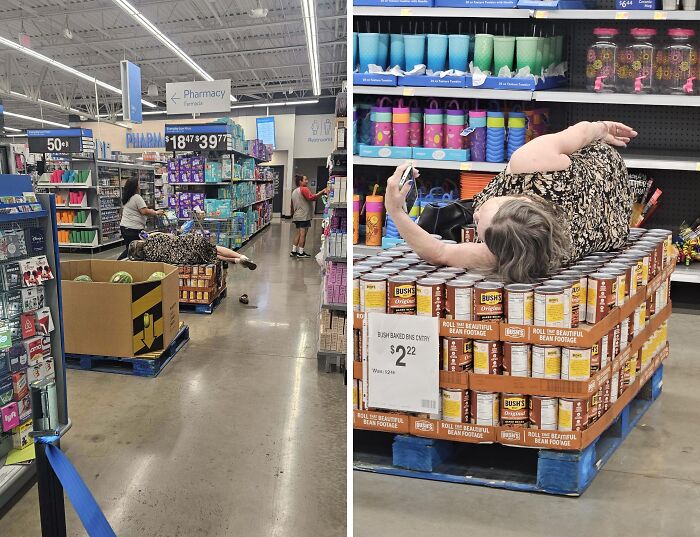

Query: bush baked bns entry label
[367,313,440,414]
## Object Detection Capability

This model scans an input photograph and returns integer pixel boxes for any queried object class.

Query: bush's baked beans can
[383,261,411,271]
[599,267,626,306]
[607,323,621,361]
[627,247,651,285]
[473,339,502,375]
[550,277,580,327]
[442,337,473,372]
[431,271,459,281]
[372,267,400,277]
[500,393,529,428]
[473,282,504,321]
[441,266,468,276]
[360,273,387,313]
[529,396,558,430]
[610,370,620,403]
[637,239,662,278]
[591,339,602,371]
[445,280,475,321]
[624,355,637,387]
[354,265,373,275]
[353,253,368,261]
[588,390,601,425]
[586,272,617,324]
[647,228,673,266]
[389,244,413,253]
[356,259,384,269]
[470,391,500,426]
[532,344,562,379]
[353,271,362,312]
[558,398,588,431]
[559,270,587,324]
[416,278,446,317]
[387,275,417,315]
[415,263,439,273]
[601,378,612,412]
[504,283,535,325]
[402,269,429,280]
[561,347,592,380]
[380,250,405,259]
[534,285,568,328]
[404,252,421,260]
[462,224,477,243]
[503,342,531,377]
[441,388,469,423]
[619,315,631,351]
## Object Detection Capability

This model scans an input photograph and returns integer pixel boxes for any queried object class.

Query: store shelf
[37,183,94,189]
[58,224,97,229]
[621,151,700,172]
[330,201,348,208]
[322,302,347,312]
[354,156,506,172]
[353,6,530,17]
[168,182,231,186]
[532,9,700,20]
[326,256,347,263]
[670,264,700,283]
[354,245,382,255]
[55,206,97,210]
[317,350,346,358]
[355,85,533,101]
[534,90,700,107]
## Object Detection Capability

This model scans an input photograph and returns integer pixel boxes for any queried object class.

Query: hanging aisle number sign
[164,124,231,152]
[367,313,440,413]
[26,129,93,154]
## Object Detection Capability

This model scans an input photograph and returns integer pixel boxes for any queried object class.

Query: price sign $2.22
[391,344,416,366]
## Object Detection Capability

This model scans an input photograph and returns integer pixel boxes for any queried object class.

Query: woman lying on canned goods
[385,121,636,283]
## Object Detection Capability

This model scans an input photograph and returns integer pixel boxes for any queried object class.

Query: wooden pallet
[65,323,190,378]
[179,287,227,314]
[354,365,664,496]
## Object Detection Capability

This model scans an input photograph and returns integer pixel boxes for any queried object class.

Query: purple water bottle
[423,99,445,149]
[444,100,465,150]
[372,97,393,146]
[408,98,423,147]
[392,98,410,147]
[468,109,487,161]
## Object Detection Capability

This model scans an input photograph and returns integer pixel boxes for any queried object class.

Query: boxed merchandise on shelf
[178,261,227,304]
[328,175,347,205]
[352,227,675,450]
[325,262,347,305]
[320,308,347,353]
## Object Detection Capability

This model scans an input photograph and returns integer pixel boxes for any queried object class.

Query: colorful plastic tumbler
[408,99,423,147]
[403,34,426,71]
[390,34,405,70]
[357,103,373,145]
[353,195,361,244]
[516,36,539,74]
[493,36,516,75]
[423,99,445,149]
[427,33,449,72]
[392,98,410,147]
[371,97,393,146]
[449,34,470,72]
[468,109,487,161]
[444,100,465,149]
[507,110,527,160]
[486,107,505,163]
[358,32,380,73]
[353,32,358,71]
[378,33,390,70]
[365,192,384,247]
[473,34,494,72]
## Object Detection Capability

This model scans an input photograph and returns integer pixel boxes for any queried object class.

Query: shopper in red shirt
[290,174,327,258]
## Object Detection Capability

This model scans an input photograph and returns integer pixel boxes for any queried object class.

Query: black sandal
[240,258,257,270]
[239,294,249,304]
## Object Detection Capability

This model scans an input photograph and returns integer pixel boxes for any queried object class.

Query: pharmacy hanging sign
[26,128,94,154]
[367,313,440,413]
[164,124,231,152]
[165,79,231,115]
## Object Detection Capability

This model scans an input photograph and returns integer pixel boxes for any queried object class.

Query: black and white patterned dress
[143,233,218,265]
[473,141,632,263]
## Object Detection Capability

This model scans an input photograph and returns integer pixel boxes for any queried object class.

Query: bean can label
[531,345,561,379]
[500,393,529,428]
[561,347,591,381]
[587,274,616,324]
[441,388,469,423]
[474,282,504,321]
[442,337,473,372]
[445,281,474,321]
[503,343,531,377]
[558,398,588,431]
[416,278,445,318]
[387,276,416,315]
[360,275,387,313]
[470,391,499,426]
[504,284,534,325]
[473,340,502,375]
[534,287,566,327]
[529,396,558,430]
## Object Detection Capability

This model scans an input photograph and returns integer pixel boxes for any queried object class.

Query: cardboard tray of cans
[353,343,669,450]
[178,262,227,305]
[353,301,671,398]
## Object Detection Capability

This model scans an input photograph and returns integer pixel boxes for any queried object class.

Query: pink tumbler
[423,99,444,149]
[408,98,423,147]
[444,99,465,149]
[371,97,393,146]
[392,98,410,147]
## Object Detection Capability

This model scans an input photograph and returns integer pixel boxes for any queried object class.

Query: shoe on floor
[297,252,311,258]
[290,251,298,257]
[240,258,257,270]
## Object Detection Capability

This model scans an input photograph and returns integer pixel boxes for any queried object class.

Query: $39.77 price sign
[367,313,439,414]
[164,133,228,151]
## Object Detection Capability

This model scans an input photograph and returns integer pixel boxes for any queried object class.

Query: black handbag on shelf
[417,199,474,243]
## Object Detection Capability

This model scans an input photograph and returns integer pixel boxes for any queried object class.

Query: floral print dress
[143,233,218,265]
[472,141,632,263]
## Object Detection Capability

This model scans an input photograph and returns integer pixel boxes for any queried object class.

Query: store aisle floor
[2,220,346,537]
[354,311,700,537]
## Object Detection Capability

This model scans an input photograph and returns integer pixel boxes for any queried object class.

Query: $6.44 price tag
[367,313,440,414]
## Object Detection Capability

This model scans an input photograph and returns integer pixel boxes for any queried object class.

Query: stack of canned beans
[353,228,674,432]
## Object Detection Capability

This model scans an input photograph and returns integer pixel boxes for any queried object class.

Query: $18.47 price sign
[164,133,228,151]
[367,312,439,414]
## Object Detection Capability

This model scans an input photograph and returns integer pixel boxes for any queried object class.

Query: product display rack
[353,1,700,283]
[0,176,69,511]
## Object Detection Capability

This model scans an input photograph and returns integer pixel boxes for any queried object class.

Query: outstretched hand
[600,121,637,148]
[385,162,419,216]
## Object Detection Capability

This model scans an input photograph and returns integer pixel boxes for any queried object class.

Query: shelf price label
[367,312,439,413]
[26,128,91,154]
[164,133,229,151]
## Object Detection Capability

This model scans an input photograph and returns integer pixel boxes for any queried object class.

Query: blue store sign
[125,132,164,148]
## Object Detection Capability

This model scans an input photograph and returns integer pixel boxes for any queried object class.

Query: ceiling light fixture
[0,36,157,109]
[229,99,319,110]
[300,0,321,96]
[3,126,22,133]
[3,111,70,128]
[110,0,237,102]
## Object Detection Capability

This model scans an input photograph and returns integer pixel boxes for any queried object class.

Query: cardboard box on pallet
[61,260,180,358]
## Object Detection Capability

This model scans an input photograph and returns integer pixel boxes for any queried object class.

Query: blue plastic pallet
[179,288,227,314]
[354,365,663,496]
[66,324,190,378]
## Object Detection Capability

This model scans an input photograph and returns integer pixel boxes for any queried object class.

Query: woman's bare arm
[385,163,497,270]
[508,121,637,174]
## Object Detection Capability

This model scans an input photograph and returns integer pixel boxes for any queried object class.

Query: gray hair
[483,196,571,283]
